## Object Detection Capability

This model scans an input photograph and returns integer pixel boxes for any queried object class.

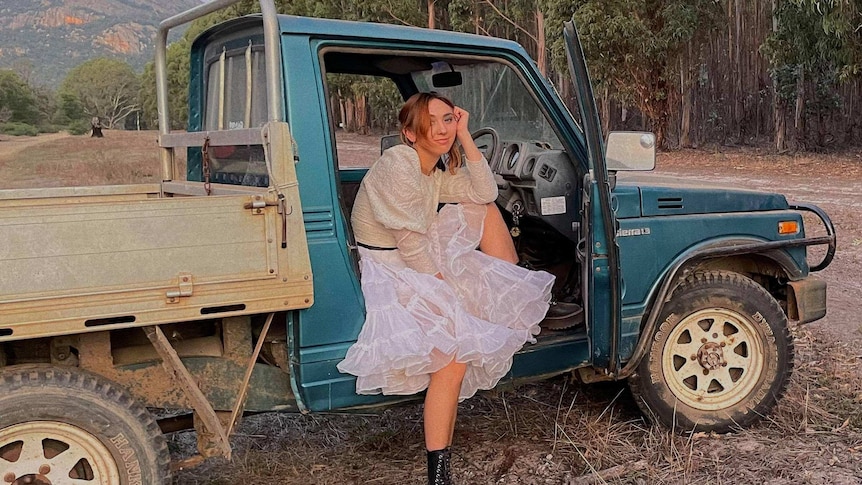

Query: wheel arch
[684,252,799,309]
[672,241,806,320]
[619,237,807,381]
[643,238,805,330]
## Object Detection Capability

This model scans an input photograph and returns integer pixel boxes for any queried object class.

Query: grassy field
[0,130,163,189]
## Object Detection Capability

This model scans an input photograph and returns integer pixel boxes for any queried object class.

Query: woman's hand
[454,106,471,139]
[453,106,482,162]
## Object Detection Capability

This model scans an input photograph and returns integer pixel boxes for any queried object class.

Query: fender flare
[612,232,833,380]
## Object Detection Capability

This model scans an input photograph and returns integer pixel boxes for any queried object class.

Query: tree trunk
[643,80,669,149]
[536,8,547,76]
[601,86,610,137]
[428,0,435,29]
[794,66,804,149]
[338,95,347,130]
[344,98,355,132]
[774,101,786,152]
[679,46,693,148]
[771,0,786,152]
[733,0,744,142]
[355,95,368,135]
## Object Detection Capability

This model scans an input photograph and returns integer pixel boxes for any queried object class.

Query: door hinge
[166,272,194,302]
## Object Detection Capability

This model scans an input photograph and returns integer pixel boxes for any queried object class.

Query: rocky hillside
[0,0,201,87]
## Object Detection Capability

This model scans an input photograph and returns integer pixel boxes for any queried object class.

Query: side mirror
[605,131,656,171]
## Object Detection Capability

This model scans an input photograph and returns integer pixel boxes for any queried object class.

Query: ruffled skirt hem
[337,203,554,401]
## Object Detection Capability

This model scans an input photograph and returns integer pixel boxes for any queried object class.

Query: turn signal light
[778,221,799,235]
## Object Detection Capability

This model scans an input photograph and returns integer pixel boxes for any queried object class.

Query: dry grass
[169,329,861,484]
[0,130,163,189]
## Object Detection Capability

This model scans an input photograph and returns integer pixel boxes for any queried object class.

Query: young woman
[337,92,554,484]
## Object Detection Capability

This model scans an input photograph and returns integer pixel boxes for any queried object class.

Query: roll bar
[154,0,283,180]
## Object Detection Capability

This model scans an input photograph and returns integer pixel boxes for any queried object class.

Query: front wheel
[629,271,793,433]
[0,365,171,484]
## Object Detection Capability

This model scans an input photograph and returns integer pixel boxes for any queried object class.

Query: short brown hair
[399,92,463,173]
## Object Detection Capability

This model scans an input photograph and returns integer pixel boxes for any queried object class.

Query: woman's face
[405,98,457,159]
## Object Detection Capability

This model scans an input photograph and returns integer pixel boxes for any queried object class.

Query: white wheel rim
[661,308,765,411]
[0,421,120,484]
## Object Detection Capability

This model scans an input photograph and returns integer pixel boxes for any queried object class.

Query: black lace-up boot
[427,448,452,485]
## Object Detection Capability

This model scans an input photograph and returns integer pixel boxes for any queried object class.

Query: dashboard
[489,139,581,242]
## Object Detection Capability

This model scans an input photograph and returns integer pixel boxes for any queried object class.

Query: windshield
[412,62,563,149]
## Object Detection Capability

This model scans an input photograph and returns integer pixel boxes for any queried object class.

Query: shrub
[0,122,39,136]
[38,124,62,134]
[66,119,92,136]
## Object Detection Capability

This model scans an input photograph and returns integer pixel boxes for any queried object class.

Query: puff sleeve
[439,157,498,204]
[362,146,439,274]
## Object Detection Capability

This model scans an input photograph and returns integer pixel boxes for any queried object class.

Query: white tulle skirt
[337,203,554,401]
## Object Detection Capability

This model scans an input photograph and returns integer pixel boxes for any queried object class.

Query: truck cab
[0,0,835,482]
[184,8,834,416]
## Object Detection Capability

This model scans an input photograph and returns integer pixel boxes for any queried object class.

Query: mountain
[0,0,202,88]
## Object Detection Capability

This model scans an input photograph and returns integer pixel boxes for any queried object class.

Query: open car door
[563,20,623,373]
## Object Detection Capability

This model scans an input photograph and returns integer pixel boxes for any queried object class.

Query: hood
[613,179,789,219]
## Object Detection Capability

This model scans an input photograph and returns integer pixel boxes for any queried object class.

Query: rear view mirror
[432,71,463,88]
[605,131,656,171]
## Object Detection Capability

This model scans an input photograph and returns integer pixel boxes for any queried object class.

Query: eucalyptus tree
[544,0,723,149]
[0,70,39,126]
[60,58,141,129]
[763,0,862,150]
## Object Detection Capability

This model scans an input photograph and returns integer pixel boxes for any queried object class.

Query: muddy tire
[0,365,171,484]
[629,270,793,433]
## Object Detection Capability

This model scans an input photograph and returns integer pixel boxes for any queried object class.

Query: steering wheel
[470,127,502,169]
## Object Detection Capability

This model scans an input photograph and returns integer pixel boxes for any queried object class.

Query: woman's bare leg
[479,203,518,264]
[422,205,513,449]
[424,360,467,450]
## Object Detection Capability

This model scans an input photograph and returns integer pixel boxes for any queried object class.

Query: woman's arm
[439,107,498,204]
[362,146,442,275]
[393,229,442,277]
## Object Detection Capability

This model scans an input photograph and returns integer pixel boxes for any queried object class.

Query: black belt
[357,242,397,251]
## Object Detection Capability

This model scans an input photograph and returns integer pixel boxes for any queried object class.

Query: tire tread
[629,270,794,433]
[0,364,171,483]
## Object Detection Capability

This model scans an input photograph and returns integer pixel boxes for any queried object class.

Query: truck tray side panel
[0,194,313,341]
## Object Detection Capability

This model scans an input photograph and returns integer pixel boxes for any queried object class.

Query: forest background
[1,0,861,153]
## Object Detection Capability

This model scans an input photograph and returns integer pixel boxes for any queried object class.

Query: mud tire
[629,270,793,433]
[0,365,170,484]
